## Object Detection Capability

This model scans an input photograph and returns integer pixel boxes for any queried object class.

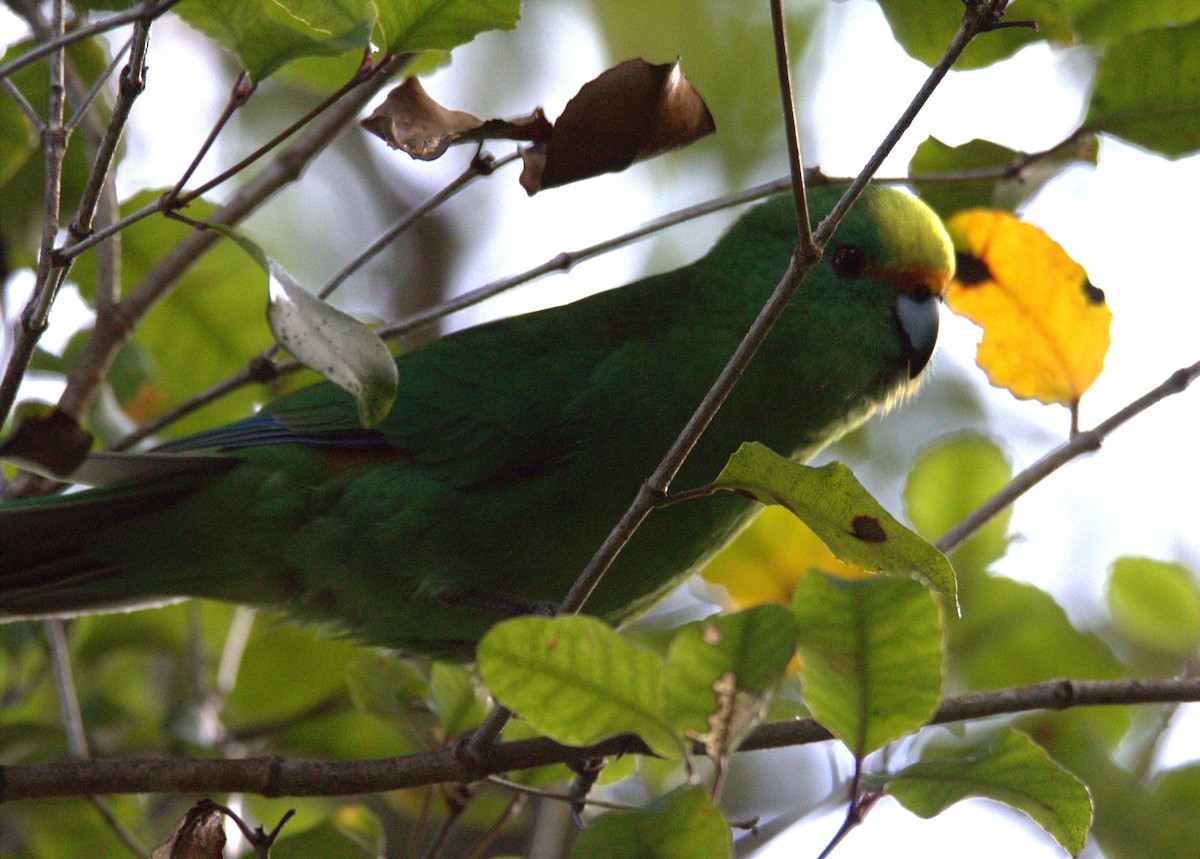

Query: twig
[6,675,1200,802]
[45,619,151,857]
[0,0,68,426]
[64,34,131,134]
[0,0,184,84]
[935,360,1200,555]
[460,793,524,859]
[172,48,382,208]
[166,71,255,203]
[770,0,813,253]
[1,76,45,130]
[484,775,639,812]
[53,52,413,423]
[813,1,1011,246]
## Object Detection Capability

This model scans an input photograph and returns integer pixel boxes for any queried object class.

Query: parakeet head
[814,183,954,379]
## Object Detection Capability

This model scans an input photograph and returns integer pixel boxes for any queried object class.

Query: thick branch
[4,675,1199,803]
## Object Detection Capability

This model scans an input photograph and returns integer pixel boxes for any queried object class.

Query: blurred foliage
[4,0,1200,857]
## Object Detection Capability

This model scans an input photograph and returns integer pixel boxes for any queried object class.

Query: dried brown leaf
[361,77,552,160]
[522,57,716,194]
[0,407,93,478]
[151,800,226,859]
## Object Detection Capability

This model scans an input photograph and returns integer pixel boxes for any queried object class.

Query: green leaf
[344,653,428,722]
[1084,21,1200,158]
[266,258,398,427]
[714,442,956,601]
[791,573,942,757]
[947,574,1130,747]
[885,729,1093,857]
[874,0,1069,70]
[904,433,1012,577]
[909,136,1098,220]
[0,40,110,270]
[663,605,798,754]
[374,0,521,52]
[569,787,732,859]
[0,86,36,188]
[1070,0,1200,42]
[429,662,487,736]
[476,615,680,757]
[69,192,277,437]
[1107,556,1200,656]
[176,0,373,80]
[225,616,360,727]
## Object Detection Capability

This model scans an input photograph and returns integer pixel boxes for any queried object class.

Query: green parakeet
[0,185,953,658]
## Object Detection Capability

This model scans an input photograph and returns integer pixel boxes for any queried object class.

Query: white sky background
[3,1,1200,856]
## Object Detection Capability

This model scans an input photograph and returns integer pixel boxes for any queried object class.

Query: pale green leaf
[1107,556,1200,656]
[374,0,520,52]
[569,787,732,859]
[663,605,797,755]
[266,259,398,427]
[791,573,942,757]
[904,433,1012,576]
[429,662,487,735]
[477,615,681,757]
[885,729,1093,856]
[1084,21,1200,158]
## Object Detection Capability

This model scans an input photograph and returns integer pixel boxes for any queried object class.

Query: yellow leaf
[945,209,1112,407]
[701,506,872,609]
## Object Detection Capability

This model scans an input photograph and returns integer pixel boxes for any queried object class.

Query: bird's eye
[831,245,867,279]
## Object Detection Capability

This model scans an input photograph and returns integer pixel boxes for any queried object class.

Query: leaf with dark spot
[712,442,956,603]
[946,210,1112,406]
[954,251,992,286]
[1083,279,1106,304]
[852,515,887,543]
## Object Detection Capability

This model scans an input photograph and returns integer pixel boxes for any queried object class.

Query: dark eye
[831,244,867,279]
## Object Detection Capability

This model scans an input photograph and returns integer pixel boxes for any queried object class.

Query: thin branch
[484,775,638,812]
[53,52,413,423]
[68,12,151,242]
[0,0,184,84]
[0,0,68,426]
[166,71,255,202]
[6,675,1200,802]
[172,48,381,208]
[813,0,1010,246]
[319,149,519,302]
[769,0,813,253]
[64,34,131,134]
[2,76,45,130]
[935,360,1200,555]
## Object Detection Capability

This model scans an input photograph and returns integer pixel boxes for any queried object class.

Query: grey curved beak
[895,293,940,378]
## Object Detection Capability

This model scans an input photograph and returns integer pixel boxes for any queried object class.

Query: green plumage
[0,185,954,657]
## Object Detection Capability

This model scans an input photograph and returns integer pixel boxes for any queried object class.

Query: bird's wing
[149,307,611,489]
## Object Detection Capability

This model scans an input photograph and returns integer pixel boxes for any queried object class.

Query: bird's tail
[0,459,226,620]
